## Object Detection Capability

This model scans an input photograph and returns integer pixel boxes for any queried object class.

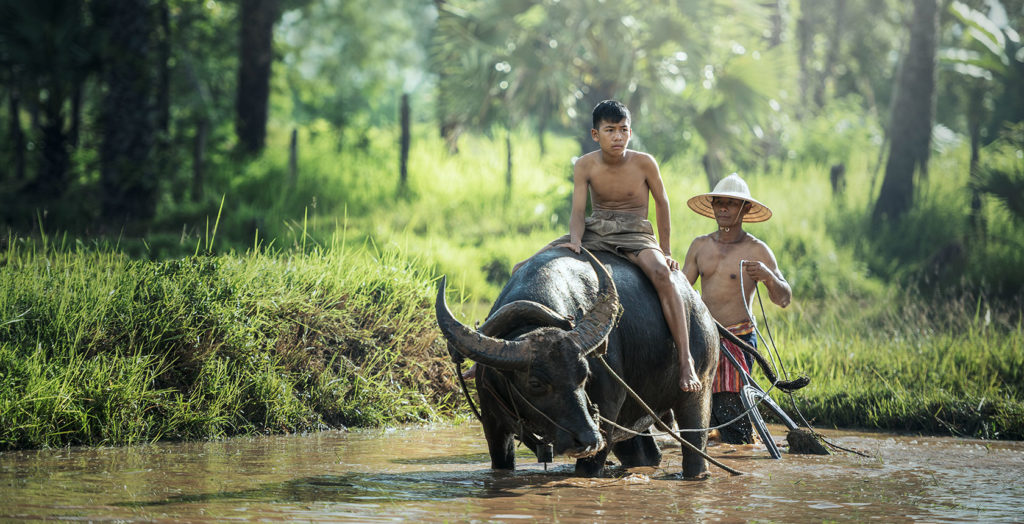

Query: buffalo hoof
[679,471,711,481]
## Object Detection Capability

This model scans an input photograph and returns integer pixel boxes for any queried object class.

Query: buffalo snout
[563,430,605,459]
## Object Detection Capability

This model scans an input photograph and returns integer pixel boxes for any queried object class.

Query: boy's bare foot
[679,363,702,392]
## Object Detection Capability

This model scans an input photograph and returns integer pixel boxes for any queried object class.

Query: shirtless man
[682,173,791,442]
[512,100,701,391]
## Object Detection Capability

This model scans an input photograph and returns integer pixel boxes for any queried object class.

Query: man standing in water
[502,100,701,391]
[682,173,791,442]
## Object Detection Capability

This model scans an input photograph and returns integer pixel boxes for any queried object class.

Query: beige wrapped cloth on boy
[547,210,662,257]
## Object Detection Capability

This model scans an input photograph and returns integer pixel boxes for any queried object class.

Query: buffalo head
[435,249,619,459]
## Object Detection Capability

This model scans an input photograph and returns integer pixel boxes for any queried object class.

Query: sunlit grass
[0,236,461,450]
[3,117,1023,449]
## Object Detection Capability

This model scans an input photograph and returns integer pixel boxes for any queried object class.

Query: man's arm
[644,155,678,270]
[556,160,589,253]
[682,238,701,285]
[741,245,791,308]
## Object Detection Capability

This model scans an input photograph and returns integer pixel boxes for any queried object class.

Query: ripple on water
[0,425,1022,522]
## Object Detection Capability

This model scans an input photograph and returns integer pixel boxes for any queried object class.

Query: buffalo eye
[527,378,549,395]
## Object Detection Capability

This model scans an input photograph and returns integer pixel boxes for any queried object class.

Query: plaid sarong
[711,321,755,394]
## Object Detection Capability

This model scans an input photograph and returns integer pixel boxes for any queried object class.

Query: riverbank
[0,240,460,451]
[2,239,1021,451]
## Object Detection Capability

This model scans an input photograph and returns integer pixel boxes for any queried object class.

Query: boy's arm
[556,161,589,253]
[644,156,677,269]
[741,245,792,308]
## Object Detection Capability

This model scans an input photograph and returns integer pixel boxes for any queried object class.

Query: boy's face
[591,117,631,155]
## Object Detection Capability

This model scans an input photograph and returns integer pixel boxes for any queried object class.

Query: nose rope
[473,365,589,449]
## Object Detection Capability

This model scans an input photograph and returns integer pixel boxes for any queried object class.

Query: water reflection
[0,425,1021,522]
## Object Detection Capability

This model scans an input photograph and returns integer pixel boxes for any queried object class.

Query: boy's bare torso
[578,149,654,217]
[688,233,771,326]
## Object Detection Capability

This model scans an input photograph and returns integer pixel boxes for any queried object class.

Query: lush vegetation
[2,121,1022,448]
[1,0,1023,449]
[0,233,461,450]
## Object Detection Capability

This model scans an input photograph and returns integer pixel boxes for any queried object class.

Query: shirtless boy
[513,100,701,392]
[682,173,791,442]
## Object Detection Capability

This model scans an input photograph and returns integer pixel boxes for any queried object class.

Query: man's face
[711,196,751,226]
[591,118,631,155]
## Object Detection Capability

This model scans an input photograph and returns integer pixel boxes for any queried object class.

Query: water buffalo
[435,247,794,478]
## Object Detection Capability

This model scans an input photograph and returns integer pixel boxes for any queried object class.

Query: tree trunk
[505,128,513,200]
[967,85,985,238]
[8,90,26,181]
[536,117,547,157]
[814,0,846,108]
[192,117,208,202]
[399,93,410,195]
[766,0,785,48]
[236,0,279,156]
[94,0,157,225]
[156,0,171,136]
[872,0,938,223]
[36,96,70,203]
[288,127,298,188]
[70,83,82,149]
[796,5,814,114]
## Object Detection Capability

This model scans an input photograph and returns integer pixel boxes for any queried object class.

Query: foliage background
[0,0,1022,447]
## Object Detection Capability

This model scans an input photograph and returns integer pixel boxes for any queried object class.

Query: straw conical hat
[686,173,772,223]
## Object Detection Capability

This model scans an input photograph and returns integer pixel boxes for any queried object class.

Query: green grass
[0,236,462,450]
[761,285,1024,439]
[3,116,1023,449]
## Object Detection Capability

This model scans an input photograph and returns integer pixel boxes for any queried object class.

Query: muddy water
[1,424,1021,522]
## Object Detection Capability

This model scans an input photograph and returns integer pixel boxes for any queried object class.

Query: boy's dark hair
[592,100,631,129]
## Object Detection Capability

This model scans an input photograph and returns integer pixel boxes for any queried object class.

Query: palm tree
[432,0,777,175]
[0,0,94,210]
[92,0,158,224]
[236,0,280,155]
[942,1,1024,231]
[873,0,939,223]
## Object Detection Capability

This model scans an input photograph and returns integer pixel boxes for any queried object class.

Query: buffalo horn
[568,248,620,355]
[435,276,532,370]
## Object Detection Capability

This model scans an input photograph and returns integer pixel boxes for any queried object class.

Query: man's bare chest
[700,243,750,283]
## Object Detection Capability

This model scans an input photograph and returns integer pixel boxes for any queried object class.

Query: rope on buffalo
[596,379,780,437]
[595,355,745,476]
[455,361,483,422]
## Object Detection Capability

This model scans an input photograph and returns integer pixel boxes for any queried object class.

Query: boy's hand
[556,242,581,254]
[664,255,680,271]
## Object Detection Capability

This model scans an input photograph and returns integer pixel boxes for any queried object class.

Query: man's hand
[742,260,771,282]
[664,255,680,271]
[555,242,581,254]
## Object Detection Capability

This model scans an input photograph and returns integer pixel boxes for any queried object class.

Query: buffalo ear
[479,300,575,338]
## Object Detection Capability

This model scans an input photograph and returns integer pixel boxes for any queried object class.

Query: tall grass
[760,283,1024,439]
[0,235,461,450]
[4,114,1022,448]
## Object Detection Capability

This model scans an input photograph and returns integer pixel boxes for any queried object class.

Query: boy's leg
[627,249,702,392]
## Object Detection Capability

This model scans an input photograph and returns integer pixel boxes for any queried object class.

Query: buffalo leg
[612,434,662,468]
[482,422,517,470]
[574,447,610,477]
[675,396,710,478]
